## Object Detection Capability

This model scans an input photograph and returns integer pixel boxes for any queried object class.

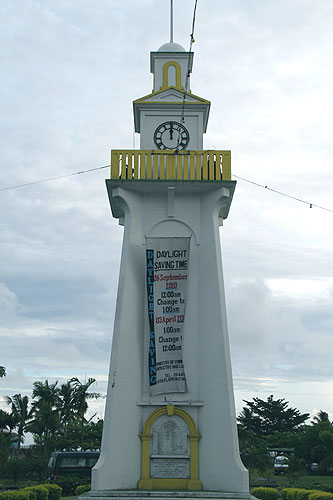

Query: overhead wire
[0,164,110,192]
[180,0,198,124]
[0,162,332,214]
[232,173,333,213]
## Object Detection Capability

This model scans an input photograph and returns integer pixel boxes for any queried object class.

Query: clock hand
[169,123,174,140]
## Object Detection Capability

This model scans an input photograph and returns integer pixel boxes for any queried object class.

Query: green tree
[28,380,61,457]
[54,419,103,451]
[237,426,268,471]
[288,415,333,474]
[0,430,16,476]
[238,407,262,435]
[0,408,13,431]
[238,395,309,435]
[69,377,101,448]
[312,410,330,424]
[0,409,17,476]
[6,394,32,448]
[58,380,76,427]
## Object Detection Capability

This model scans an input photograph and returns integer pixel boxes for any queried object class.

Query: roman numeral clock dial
[153,121,190,150]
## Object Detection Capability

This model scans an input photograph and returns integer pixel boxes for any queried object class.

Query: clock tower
[85,5,250,500]
[133,41,210,151]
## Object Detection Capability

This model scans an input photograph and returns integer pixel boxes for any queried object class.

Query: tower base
[79,490,252,500]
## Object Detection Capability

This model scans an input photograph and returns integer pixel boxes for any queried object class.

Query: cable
[0,164,110,192]
[1,161,332,214]
[232,173,333,213]
[180,0,198,124]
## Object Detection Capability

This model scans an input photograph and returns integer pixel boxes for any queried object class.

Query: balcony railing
[110,150,231,181]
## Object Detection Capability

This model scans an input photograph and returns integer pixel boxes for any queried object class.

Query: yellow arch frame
[138,404,202,491]
[161,61,183,91]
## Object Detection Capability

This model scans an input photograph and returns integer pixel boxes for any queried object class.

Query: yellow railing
[110,150,231,181]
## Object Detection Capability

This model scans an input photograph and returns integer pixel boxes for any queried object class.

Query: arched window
[161,61,183,90]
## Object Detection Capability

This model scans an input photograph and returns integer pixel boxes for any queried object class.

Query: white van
[274,455,289,474]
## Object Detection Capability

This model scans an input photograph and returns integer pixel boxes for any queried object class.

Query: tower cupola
[150,42,193,93]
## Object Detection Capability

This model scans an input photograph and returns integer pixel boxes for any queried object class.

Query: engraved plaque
[152,416,188,456]
[151,458,190,478]
[150,415,190,479]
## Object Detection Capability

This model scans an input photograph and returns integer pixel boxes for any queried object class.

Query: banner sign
[146,237,190,395]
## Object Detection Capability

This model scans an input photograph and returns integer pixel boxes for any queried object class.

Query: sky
[1,0,333,439]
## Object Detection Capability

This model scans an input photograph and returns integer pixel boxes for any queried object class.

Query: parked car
[274,455,289,474]
[48,451,100,480]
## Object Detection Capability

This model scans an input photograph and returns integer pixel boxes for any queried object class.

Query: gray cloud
[1,0,332,421]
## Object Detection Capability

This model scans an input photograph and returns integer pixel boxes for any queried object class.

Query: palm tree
[0,366,6,378]
[0,409,13,431]
[69,377,101,448]
[28,380,60,456]
[0,410,16,474]
[6,394,31,448]
[312,410,330,424]
[58,380,76,427]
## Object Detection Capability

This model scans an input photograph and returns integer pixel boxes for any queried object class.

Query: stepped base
[79,491,253,500]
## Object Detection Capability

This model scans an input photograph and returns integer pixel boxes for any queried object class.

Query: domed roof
[158,41,186,52]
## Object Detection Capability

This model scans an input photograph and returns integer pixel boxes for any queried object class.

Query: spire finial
[170,0,174,43]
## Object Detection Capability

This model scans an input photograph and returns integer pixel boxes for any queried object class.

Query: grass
[0,480,41,489]
[250,469,333,492]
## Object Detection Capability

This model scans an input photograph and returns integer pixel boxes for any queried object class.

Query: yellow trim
[133,88,210,105]
[166,154,176,179]
[138,405,202,491]
[161,61,183,91]
[146,152,152,179]
[111,150,119,179]
[110,150,231,181]
[190,153,195,180]
[183,155,189,180]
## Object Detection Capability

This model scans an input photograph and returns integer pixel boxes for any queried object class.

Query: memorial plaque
[152,417,188,455]
[150,416,190,479]
[154,419,188,456]
[150,458,190,478]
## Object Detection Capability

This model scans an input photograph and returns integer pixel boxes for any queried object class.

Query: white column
[91,180,248,494]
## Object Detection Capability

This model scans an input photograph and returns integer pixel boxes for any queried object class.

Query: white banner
[146,237,190,395]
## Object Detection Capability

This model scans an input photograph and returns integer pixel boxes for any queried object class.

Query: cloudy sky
[1,0,333,435]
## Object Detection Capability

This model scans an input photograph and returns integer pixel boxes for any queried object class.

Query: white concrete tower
[87,6,249,500]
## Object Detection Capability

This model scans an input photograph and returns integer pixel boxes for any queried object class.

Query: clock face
[153,121,190,150]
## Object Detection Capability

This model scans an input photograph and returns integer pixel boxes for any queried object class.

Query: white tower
[87,8,249,500]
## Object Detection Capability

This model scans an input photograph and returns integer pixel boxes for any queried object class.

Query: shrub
[23,486,48,500]
[53,476,89,496]
[251,487,279,500]
[37,485,62,500]
[297,490,318,500]
[309,494,333,500]
[0,493,30,500]
[290,490,303,500]
[20,491,36,500]
[0,485,60,500]
[2,458,48,483]
[75,485,91,496]
[281,489,295,500]
[3,458,30,483]
[27,459,48,482]
[282,490,303,500]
